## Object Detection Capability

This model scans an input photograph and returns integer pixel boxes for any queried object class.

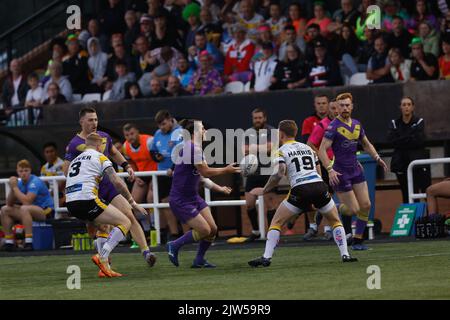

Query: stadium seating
[349,73,371,86]
[81,93,102,103]
[224,81,245,94]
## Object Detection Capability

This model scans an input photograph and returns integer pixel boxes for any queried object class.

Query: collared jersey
[18,175,54,209]
[65,149,113,202]
[41,158,64,177]
[274,140,322,188]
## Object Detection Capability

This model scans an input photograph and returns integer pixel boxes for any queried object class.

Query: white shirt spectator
[267,17,287,38]
[237,13,265,40]
[11,76,22,106]
[25,86,43,105]
[252,56,277,92]
[390,59,412,83]
[42,76,73,102]
[87,37,108,84]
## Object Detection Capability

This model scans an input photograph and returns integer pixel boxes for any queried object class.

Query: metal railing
[407,157,450,203]
[0,171,266,245]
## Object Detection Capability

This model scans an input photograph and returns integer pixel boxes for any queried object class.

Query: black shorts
[157,176,173,200]
[245,175,277,193]
[66,199,108,222]
[284,182,334,214]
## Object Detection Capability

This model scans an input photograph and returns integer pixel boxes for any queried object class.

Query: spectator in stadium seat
[286,3,307,38]
[250,42,278,92]
[251,24,275,63]
[106,44,132,82]
[0,159,54,251]
[187,51,223,95]
[426,178,450,215]
[306,2,332,38]
[236,0,264,41]
[167,75,191,96]
[303,23,326,61]
[24,73,43,109]
[131,36,157,80]
[42,61,73,102]
[202,0,221,22]
[270,44,308,90]
[409,0,439,32]
[99,0,127,38]
[366,35,394,83]
[358,27,376,66]
[43,38,68,84]
[388,96,430,204]
[124,82,144,100]
[150,13,183,52]
[328,0,359,35]
[87,37,108,91]
[278,25,306,61]
[138,49,173,96]
[266,2,287,39]
[188,31,223,72]
[109,60,136,100]
[1,59,29,115]
[147,79,170,98]
[42,83,68,106]
[418,21,440,58]
[355,0,376,41]
[387,16,412,60]
[410,37,439,81]
[151,45,183,73]
[307,40,342,87]
[388,47,412,82]
[333,22,364,82]
[79,18,108,53]
[124,10,141,53]
[183,3,202,49]
[439,36,450,79]
[224,24,255,83]
[138,14,153,43]
[40,142,65,208]
[381,0,410,32]
[62,34,90,95]
[173,56,195,88]
[441,12,450,36]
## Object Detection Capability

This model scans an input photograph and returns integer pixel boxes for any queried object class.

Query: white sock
[263,229,280,259]
[324,225,331,232]
[333,226,349,257]
[309,223,317,231]
[100,227,126,259]
[94,237,108,255]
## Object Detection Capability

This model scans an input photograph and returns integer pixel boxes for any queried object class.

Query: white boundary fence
[407,158,450,204]
[0,171,266,245]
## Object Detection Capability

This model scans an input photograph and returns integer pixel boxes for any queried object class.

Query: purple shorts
[99,175,120,203]
[334,163,366,193]
[169,195,208,224]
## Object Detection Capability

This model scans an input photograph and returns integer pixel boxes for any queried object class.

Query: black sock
[342,215,352,235]
[267,210,276,226]
[353,237,363,245]
[247,207,259,231]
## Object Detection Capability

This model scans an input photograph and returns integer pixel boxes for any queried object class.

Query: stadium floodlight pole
[407,157,450,203]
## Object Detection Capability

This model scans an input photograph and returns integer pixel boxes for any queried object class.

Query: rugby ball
[240,154,258,177]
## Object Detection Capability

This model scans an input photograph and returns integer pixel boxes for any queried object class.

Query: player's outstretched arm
[318,138,333,170]
[195,161,240,178]
[110,145,136,181]
[200,176,232,194]
[261,162,286,194]
[103,167,147,216]
[360,136,388,172]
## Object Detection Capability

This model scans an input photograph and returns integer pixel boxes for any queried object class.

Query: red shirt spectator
[224,25,255,82]
[301,95,329,143]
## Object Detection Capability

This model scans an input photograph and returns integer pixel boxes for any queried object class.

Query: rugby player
[318,93,388,251]
[63,107,156,269]
[65,133,148,277]
[167,119,240,268]
[248,120,357,267]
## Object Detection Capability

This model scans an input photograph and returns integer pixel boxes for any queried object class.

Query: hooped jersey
[65,148,113,202]
[274,140,322,188]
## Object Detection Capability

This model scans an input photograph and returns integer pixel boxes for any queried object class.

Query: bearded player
[248,120,357,267]
[318,93,388,251]
[167,119,240,268]
[63,107,156,270]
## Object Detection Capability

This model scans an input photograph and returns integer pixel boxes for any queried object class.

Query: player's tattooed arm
[262,162,286,194]
[103,167,147,215]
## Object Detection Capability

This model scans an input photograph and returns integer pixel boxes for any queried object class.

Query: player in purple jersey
[63,106,156,270]
[167,119,240,268]
[319,93,388,251]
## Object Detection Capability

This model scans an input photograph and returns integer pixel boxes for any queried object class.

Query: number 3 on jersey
[69,161,82,177]
[291,156,314,172]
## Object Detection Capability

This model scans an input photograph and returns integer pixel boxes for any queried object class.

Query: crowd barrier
[0,171,266,245]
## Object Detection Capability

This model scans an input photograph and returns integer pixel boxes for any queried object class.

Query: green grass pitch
[1,240,449,300]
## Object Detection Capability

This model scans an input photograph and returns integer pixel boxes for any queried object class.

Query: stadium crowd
[2,0,450,118]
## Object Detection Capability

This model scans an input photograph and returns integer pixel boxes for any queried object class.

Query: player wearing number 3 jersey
[248,120,357,267]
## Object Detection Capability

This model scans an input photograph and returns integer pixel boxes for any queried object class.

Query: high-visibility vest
[124,134,157,172]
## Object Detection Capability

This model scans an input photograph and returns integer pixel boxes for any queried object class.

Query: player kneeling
[248,120,357,267]
[65,133,150,277]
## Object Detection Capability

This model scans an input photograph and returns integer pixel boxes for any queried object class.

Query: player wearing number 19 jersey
[248,120,357,267]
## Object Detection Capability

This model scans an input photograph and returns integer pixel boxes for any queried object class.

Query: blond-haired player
[65,133,150,277]
[248,120,357,267]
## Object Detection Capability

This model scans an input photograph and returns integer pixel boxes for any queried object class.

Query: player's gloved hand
[250,187,264,196]
[226,163,241,174]
[220,186,232,195]
[131,201,148,216]
[328,169,342,186]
